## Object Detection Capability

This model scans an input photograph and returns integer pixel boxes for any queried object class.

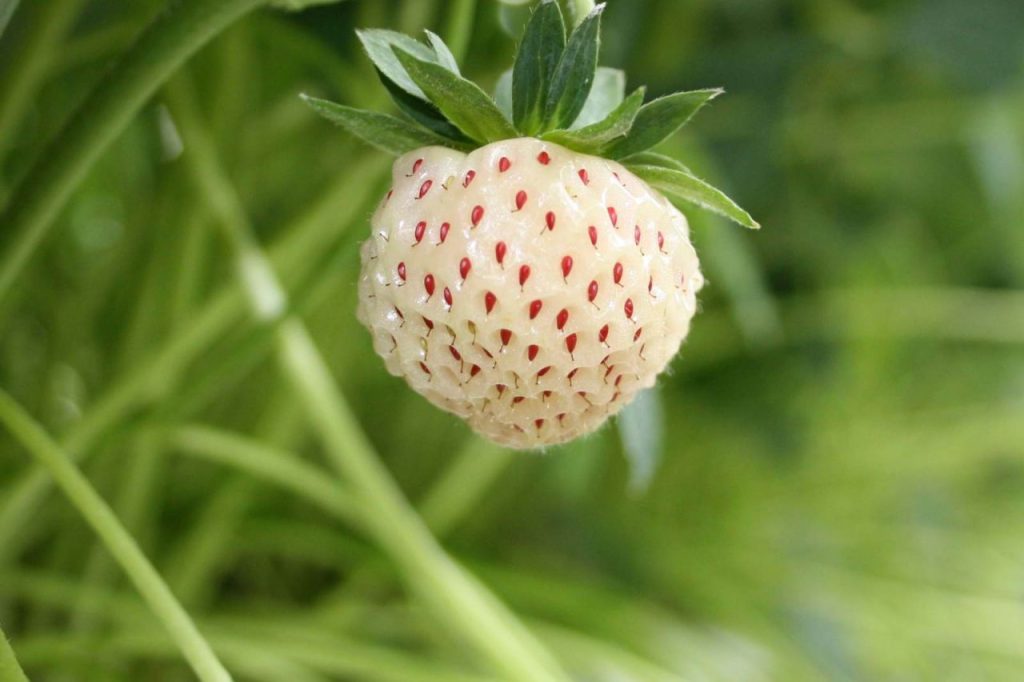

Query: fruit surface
[358,138,703,448]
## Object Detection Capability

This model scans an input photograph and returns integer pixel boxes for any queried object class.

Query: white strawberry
[303,1,757,449]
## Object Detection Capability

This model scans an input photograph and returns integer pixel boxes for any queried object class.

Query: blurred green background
[2,0,1024,680]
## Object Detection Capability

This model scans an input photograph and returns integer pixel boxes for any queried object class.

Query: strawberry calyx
[300,0,759,229]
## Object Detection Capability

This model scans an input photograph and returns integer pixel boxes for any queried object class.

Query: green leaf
[617,387,664,495]
[424,30,460,74]
[512,0,566,135]
[356,29,438,100]
[627,164,760,229]
[378,69,470,142]
[495,69,514,119]
[621,151,691,174]
[300,95,465,155]
[543,3,604,130]
[571,67,625,129]
[393,48,518,144]
[541,86,644,153]
[605,88,723,158]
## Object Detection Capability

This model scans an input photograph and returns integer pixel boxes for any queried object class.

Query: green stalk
[442,0,477,64]
[0,0,21,41]
[0,390,233,682]
[0,621,29,682]
[0,0,268,306]
[0,0,82,151]
[419,438,513,536]
[168,76,570,682]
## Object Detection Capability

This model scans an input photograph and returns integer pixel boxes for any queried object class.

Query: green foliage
[627,163,760,229]
[512,0,565,134]
[1,1,1022,681]
[540,3,603,130]
[299,95,468,154]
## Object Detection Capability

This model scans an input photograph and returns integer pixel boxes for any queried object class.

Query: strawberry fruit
[303,1,758,448]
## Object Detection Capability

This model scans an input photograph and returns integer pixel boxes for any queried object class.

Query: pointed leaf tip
[393,47,518,144]
[301,95,465,156]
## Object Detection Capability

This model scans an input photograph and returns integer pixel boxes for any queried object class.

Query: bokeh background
[2,0,1024,679]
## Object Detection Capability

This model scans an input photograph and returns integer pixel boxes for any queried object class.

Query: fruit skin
[358,138,703,449]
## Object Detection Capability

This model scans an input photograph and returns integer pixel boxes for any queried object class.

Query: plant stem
[0,0,267,307]
[0,621,29,682]
[0,0,82,152]
[0,390,233,682]
[419,438,513,536]
[168,76,570,682]
[443,0,476,64]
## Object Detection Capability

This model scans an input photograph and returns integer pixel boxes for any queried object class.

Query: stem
[0,622,29,682]
[0,0,82,153]
[442,0,477,64]
[0,0,267,306]
[0,0,21,41]
[419,438,513,536]
[0,390,233,682]
[172,425,363,527]
[168,77,570,682]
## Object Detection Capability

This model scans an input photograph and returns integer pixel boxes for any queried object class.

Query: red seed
[527,344,539,361]
[537,366,552,378]
[397,262,406,281]
[599,324,609,343]
[419,362,431,375]
[634,327,643,341]
[529,300,543,319]
[496,384,507,395]
[470,364,481,377]
[424,274,435,296]
[513,396,525,405]
[471,205,484,227]
[544,390,553,399]
[443,287,453,308]
[537,151,551,165]
[565,333,577,354]
[515,190,527,210]
[495,241,507,265]
[608,206,618,227]
[423,317,434,330]
[612,263,623,285]
[449,345,461,361]
[567,368,579,381]
[500,329,512,346]
[417,179,432,199]
[588,225,598,247]
[535,418,545,430]
[657,231,665,251]
[588,280,598,302]
[414,221,426,244]
[578,168,589,185]
[556,309,569,330]
[545,211,556,231]
[561,255,573,279]
[439,222,450,243]
[498,156,511,172]
[615,375,623,387]
[519,264,531,287]
[412,158,423,173]
[557,412,566,422]
[394,307,404,321]
[484,291,497,313]
[459,257,472,280]
[624,298,634,319]
[648,275,654,294]
[463,170,476,187]
[634,225,642,245]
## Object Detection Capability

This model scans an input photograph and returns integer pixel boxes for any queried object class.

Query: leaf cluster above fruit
[301,0,758,228]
